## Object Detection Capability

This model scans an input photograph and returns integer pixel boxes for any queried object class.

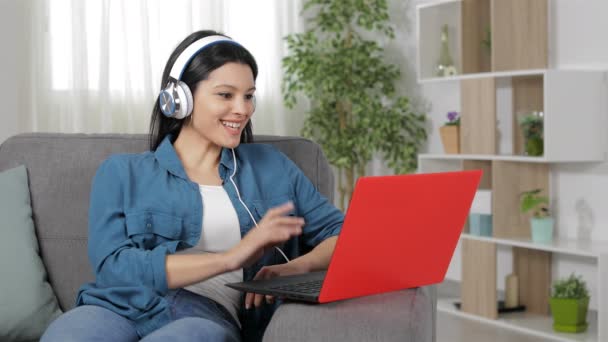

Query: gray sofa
[0,133,435,342]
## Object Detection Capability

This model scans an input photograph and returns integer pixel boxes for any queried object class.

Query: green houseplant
[518,111,544,156]
[282,0,427,211]
[519,188,553,242]
[550,273,590,333]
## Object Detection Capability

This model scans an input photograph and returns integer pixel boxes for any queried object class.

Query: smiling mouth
[220,120,242,129]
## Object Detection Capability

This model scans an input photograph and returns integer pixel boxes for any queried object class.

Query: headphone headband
[169,35,237,80]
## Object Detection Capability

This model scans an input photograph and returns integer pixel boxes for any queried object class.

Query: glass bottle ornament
[435,24,457,77]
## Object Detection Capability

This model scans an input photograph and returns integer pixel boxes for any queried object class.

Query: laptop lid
[318,170,482,303]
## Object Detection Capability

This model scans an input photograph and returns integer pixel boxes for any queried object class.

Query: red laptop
[226,170,482,303]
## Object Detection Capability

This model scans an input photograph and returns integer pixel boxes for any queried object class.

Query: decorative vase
[469,213,492,236]
[435,24,457,77]
[550,297,589,333]
[518,111,544,156]
[440,125,460,154]
[530,217,553,243]
[505,273,519,308]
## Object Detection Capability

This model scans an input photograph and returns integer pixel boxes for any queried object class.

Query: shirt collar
[154,134,235,180]
[219,145,236,174]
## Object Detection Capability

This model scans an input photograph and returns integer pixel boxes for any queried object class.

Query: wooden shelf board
[418,68,547,83]
[438,297,598,342]
[461,233,608,258]
[418,153,604,163]
[416,0,461,10]
[420,154,549,162]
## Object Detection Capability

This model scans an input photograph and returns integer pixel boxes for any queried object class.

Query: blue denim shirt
[76,136,343,340]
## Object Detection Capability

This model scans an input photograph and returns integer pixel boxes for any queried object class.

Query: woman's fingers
[245,292,253,309]
[245,266,280,309]
[273,216,305,226]
[254,293,265,307]
[245,268,266,309]
[245,292,268,309]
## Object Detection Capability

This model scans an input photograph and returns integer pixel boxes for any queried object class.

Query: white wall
[392,0,608,310]
[0,0,29,144]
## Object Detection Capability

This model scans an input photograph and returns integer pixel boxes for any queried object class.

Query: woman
[41,30,343,342]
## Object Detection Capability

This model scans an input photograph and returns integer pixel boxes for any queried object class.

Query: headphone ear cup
[175,81,194,119]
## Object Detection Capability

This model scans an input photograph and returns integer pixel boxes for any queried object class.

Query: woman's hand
[245,261,310,309]
[225,202,303,271]
[244,235,338,309]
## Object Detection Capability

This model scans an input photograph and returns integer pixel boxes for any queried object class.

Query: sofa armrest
[263,286,436,342]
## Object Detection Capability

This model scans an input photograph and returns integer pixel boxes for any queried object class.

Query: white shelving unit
[420,70,608,163]
[437,297,600,342]
[420,120,608,341]
[439,233,608,342]
[542,71,607,162]
[417,1,608,340]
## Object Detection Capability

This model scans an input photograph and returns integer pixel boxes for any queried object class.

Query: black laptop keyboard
[270,279,323,294]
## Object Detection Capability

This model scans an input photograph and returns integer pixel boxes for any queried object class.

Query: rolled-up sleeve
[88,157,170,295]
[281,153,344,248]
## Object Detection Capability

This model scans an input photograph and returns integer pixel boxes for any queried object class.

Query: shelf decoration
[517,111,544,156]
[435,24,458,77]
[550,273,590,333]
[440,111,460,154]
[504,273,519,308]
[519,188,553,242]
[469,190,492,236]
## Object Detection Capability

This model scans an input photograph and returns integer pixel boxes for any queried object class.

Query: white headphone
[159,35,240,119]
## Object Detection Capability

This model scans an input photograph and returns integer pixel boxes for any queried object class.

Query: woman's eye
[245,94,254,100]
[218,93,232,99]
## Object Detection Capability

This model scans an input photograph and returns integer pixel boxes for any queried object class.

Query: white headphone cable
[230,149,290,263]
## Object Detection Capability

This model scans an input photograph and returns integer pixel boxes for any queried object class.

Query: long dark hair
[149,30,258,151]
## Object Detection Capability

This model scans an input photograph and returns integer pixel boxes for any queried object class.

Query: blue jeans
[41,289,241,342]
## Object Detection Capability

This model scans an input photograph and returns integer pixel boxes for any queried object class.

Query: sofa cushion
[0,165,62,341]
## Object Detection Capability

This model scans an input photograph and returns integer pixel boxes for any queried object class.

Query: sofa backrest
[0,133,334,310]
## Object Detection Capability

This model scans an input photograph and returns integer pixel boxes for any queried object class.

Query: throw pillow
[0,165,62,341]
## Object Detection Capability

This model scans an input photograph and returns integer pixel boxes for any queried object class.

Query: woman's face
[187,62,256,149]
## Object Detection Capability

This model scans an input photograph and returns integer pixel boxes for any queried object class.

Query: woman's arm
[165,253,231,289]
[166,202,304,289]
[287,236,338,272]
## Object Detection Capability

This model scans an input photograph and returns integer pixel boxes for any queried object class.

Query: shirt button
[146,223,152,229]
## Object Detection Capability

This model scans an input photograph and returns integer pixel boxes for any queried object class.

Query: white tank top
[178,184,243,326]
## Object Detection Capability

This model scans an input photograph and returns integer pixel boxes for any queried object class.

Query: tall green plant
[282,0,427,211]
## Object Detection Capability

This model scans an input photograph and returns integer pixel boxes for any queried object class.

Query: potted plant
[439,111,460,154]
[520,188,553,242]
[517,111,544,156]
[282,0,427,211]
[550,273,590,333]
